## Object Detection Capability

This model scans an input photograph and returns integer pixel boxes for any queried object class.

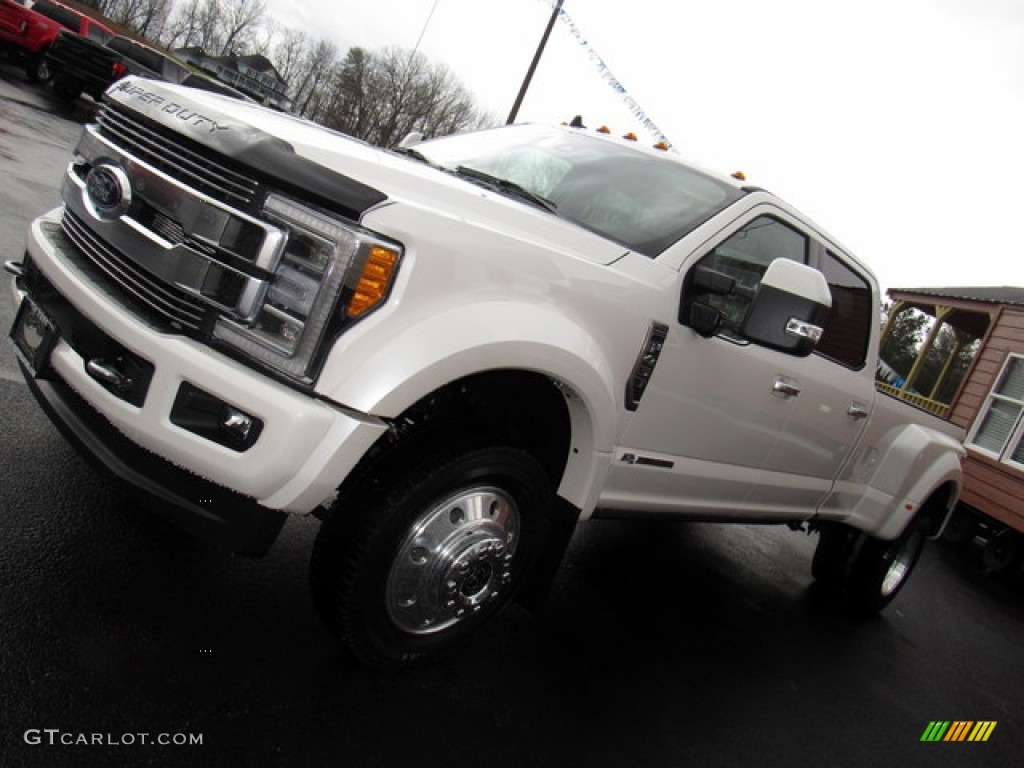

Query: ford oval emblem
[84,164,132,220]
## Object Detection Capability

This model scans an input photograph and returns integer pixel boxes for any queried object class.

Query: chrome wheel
[386,485,519,634]
[310,444,550,667]
[845,521,928,615]
[880,529,923,597]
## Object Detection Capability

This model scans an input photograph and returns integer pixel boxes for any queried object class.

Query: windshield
[417,125,743,256]
[33,1,81,31]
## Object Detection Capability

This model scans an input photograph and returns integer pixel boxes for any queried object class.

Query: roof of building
[176,48,285,85]
[889,286,1024,307]
[232,54,279,75]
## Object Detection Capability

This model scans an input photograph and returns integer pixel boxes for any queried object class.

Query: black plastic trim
[18,360,287,556]
[101,90,389,221]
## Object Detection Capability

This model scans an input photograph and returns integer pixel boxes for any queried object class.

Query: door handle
[772,377,801,398]
[847,402,870,421]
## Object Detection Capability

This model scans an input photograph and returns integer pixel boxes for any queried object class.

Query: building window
[969,353,1024,467]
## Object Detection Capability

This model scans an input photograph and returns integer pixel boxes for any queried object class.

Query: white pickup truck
[8,77,965,667]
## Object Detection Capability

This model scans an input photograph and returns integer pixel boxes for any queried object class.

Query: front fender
[316,301,624,512]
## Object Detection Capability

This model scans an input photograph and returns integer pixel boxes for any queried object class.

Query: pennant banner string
[539,1,675,150]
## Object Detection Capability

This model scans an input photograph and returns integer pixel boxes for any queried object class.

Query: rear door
[750,247,877,513]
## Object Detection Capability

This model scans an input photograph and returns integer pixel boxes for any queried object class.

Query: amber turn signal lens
[347,246,399,317]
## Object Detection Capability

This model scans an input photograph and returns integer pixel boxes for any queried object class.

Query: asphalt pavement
[2,370,1022,767]
[1,56,1022,768]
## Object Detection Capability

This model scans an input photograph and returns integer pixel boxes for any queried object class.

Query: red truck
[0,0,112,81]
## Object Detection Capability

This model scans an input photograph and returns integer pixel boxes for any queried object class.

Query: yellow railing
[875,382,949,418]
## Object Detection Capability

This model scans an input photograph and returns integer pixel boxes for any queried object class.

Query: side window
[88,24,113,44]
[695,215,807,334]
[815,252,872,369]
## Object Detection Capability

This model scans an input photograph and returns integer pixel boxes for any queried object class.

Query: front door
[602,210,808,518]
[601,213,874,520]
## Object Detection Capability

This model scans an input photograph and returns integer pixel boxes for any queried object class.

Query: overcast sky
[262,0,1024,293]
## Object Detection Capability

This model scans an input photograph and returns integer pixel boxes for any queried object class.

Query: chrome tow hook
[4,260,27,278]
[85,359,132,394]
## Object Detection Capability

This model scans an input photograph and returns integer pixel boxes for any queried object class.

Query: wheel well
[321,371,579,614]
[322,370,574,526]
[922,482,958,538]
[387,370,572,489]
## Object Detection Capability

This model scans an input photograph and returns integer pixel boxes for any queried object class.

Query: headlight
[213,194,401,382]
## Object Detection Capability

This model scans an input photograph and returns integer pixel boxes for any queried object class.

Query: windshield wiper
[452,166,558,214]
[392,146,433,165]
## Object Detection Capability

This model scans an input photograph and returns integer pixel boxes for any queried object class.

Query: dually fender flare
[865,424,965,540]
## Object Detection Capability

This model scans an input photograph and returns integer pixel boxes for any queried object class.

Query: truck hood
[104,77,629,266]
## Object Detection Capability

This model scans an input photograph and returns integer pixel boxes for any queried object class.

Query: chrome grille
[96,103,261,208]
[149,210,186,244]
[61,211,206,332]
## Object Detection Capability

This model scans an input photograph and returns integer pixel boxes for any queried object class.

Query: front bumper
[19,360,287,556]
[43,47,112,98]
[11,208,389,553]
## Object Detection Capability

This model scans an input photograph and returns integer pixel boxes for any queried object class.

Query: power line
[412,0,442,59]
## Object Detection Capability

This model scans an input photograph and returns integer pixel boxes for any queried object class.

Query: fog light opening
[170,382,263,452]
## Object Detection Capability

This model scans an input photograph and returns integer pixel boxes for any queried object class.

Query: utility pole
[506,0,564,124]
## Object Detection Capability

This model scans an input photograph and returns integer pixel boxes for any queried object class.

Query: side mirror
[740,259,831,356]
[686,265,757,337]
[397,131,425,149]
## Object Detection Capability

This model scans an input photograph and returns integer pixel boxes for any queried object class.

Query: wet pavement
[0,60,90,385]
[1,372,1022,767]
[1,56,1022,768]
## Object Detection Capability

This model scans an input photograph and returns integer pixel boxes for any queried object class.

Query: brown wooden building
[881,286,1024,570]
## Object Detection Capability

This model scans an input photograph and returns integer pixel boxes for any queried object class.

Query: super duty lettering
[7,76,965,667]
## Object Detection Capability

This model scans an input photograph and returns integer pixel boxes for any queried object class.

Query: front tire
[51,75,80,102]
[25,48,50,82]
[310,444,552,667]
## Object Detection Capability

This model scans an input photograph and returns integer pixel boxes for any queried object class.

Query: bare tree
[124,3,491,143]
[217,0,266,55]
[160,0,263,53]
[317,46,493,146]
[160,0,206,49]
[269,26,311,91]
[292,38,341,121]
[101,0,174,39]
